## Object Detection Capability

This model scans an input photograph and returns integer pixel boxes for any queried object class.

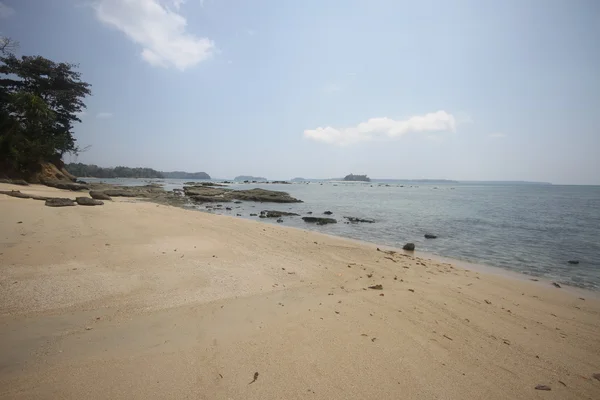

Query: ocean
[86,179,600,290]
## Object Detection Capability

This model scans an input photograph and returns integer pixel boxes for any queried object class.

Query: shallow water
[85,178,600,290]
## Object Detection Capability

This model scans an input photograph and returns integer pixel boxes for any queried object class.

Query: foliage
[343,174,371,182]
[0,41,91,175]
[66,163,165,179]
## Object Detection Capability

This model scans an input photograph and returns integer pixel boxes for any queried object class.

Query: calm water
[87,179,600,290]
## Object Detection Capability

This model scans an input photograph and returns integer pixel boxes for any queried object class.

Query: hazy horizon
[3,0,599,185]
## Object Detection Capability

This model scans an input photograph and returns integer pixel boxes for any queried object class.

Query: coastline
[1,183,600,399]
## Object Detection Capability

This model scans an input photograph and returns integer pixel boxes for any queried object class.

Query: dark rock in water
[277,218,283,223]
[552,282,561,288]
[260,210,299,218]
[189,195,230,203]
[323,211,333,215]
[225,207,232,210]
[42,179,89,191]
[250,213,258,216]
[76,197,104,206]
[0,178,29,186]
[45,198,75,207]
[307,211,313,214]
[344,216,375,223]
[236,213,242,216]
[89,191,112,200]
[403,243,415,251]
[534,385,551,391]
[567,260,579,265]
[234,201,242,204]
[227,188,302,203]
[424,234,438,239]
[302,217,337,225]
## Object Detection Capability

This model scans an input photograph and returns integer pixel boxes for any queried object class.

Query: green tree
[0,40,91,176]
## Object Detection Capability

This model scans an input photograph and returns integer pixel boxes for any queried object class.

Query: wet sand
[1,183,599,399]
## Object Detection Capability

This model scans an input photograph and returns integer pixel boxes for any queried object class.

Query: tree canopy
[0,39,91,177]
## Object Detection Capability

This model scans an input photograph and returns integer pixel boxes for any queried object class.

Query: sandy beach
[1,183,599,400]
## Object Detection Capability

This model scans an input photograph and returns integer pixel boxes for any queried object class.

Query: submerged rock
[424,234,438,239]
[403,243,415,251]
[344,216,375,223]
[277,218,284,223]
[45,198,75,207]
[323,211,333,215]
[227,188,302,203]
[302,217,337,225]
[76,197,104,206]
[567,260,579,265]
[260,210,300,218]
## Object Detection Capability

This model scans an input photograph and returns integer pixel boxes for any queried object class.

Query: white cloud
[489,133,506,138]
[0,2,15,18]
[94,0,215,70]
[96,112,113,119]
[304,111,457,146]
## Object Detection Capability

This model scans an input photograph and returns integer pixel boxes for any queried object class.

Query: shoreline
[1,183,600,399]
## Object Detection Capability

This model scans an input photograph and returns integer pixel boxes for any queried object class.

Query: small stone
[368,284,383,290]
[485,300,492,304]
[424,234,437,239]
[592,373,600,381]
[534,385,551,391]
[552,282,561,288]
[403,243,415,251]
[408,289,415,292]
[567,260,579,264]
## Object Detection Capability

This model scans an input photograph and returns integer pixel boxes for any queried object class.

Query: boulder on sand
[45,198,76,207]
[89,191,112,200]
[41,179,89,191]
[403,243,415,251]
[76,197,104,206]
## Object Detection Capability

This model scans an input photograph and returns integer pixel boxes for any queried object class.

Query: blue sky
[1,0,599,184]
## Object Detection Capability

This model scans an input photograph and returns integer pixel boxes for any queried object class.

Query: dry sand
[1,183,599,399]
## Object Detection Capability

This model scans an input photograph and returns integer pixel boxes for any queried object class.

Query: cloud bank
[94,0,215,70]
[304,111,457,146]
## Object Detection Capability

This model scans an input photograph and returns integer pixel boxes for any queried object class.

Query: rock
[250,213,257,216]
[552,282,561,288]
[323,211,333,215]
[0,190,49,201]
[41,179,89,191]
[302,217,337,225]
[0,178,29,186]
[344,216,375,223]
[368,284,383,290]
[236,213,242,216]
[306,211,313,214]
[534,385,551,391]
[227,188,302,203]
[234,201,242,204]
[260,210,299,218]
[101,189,143,197]
[189,195,230,203]
[225,207,232,210]
[45,198,75,207]
[277,218,283,223]
[403,243,415,251]
[424,234,438,239]
[76,197,104,206]
[89,191,112,200]
[592,373,600,381]
[567,260,579,265]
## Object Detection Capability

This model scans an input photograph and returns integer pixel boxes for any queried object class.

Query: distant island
[65,163,210,179]
[234,175,267,182]
[343,174,371,182]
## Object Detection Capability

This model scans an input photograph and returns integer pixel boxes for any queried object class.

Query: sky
[1,0,599,184]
